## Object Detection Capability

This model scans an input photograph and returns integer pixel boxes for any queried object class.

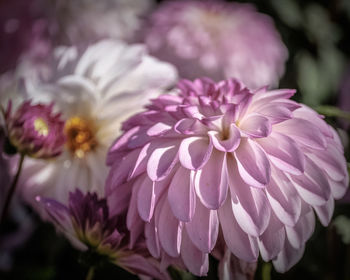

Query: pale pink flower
[106,78,348,275]
[36,189,170,280]
[143,0,288,89]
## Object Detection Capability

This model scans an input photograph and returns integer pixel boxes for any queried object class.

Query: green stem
[0,153,25,227]
[85,266,95,280]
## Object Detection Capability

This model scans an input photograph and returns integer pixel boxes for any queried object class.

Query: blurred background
[0,0,350,279]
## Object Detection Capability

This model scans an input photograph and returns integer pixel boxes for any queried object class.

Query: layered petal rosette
[3,100,65,158]
[144,0,288,89]
[13,40,177,207]
[106,78,349,276]
[37,189,170,280]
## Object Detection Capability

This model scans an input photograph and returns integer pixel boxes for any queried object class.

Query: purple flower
[4,100,65,158]
[106,78,348,275]
[36,189,170,280]
[143,0,288,89]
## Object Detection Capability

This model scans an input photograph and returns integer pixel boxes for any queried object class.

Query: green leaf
[315,106,350,120]
[333,215,350,245]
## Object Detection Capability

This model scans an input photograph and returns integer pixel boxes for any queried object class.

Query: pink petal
[128,143,152,180]
[285,209,315,249]
[158,199,183,257]
[218,198,259,262]
[258,212,285,261]
[257,132,305,175]
[147,141,179,181]
[253,89,296,104]
[274,118,326,150]
[145,218,160,258]
[168,167,196,222]
[227,156,271,237]
[272,239,305,273]
[255,101,298,124]
[208,124,241,152]
[137,176,156,222]
[329,176,349,200]
[174,118,207,135]
[181,228,209,276]
[293,106,332,138]
[194,150,228,209]
[147,122,172,136]
[179,137,212,170]
[266,169,302,227]
[106,148,141,193]
[185,198,219,253]
[234,138,271,188]
[314,197,334,226]
[290,156,331,206]
[306,144,347,182]
[107,182,132,217]
[239,113,271,138]
[118,254,168,280]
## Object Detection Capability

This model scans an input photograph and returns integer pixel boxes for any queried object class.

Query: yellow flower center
[64,117,98,159]
[34,118,49,137]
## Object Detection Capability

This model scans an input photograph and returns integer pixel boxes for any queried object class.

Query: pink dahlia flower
[144,0,288,89]
[106,78,349,275]
[37,189,170,280]
[3,100,65,158]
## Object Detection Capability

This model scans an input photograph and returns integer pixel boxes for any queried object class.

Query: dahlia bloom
[144,0,288,89]
[36,189,169,280]
[15,40,177,206]
[106,78,348,275]
[3,100,65,158]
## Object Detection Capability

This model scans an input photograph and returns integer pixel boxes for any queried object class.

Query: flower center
[64,117,97,159]
[34,118,49,137]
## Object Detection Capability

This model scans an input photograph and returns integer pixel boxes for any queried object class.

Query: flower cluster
[106,78,348,275]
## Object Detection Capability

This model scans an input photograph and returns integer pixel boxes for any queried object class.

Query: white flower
[16,40,178,207]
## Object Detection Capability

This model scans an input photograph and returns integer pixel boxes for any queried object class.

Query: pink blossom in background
[143,0,288,89]
[106,78,348,276]
[0,0,52,75]
[3,101,65,158]
[37,189,170,280]
[49,0,154,46]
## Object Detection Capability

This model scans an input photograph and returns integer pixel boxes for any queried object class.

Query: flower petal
[168,167,196,222]
[147,141,179,181]
[234,138,271,187]
[158,199,183,257]
[313,197,334,226]
[285,208,315,249]
[290,156,331,206]
[266,169,302,227]
[258,212,285,261]
[185,198,219,253]
[239,113,271,138]
[194,150,228,210]
[274,118,326,150]
[273,239,305,273]
[227,156,271,236]
[181,228,209,276]
[257,132,305,175]
[218,198,259,262]
[208,124,241,152]
[179,137,212,170]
